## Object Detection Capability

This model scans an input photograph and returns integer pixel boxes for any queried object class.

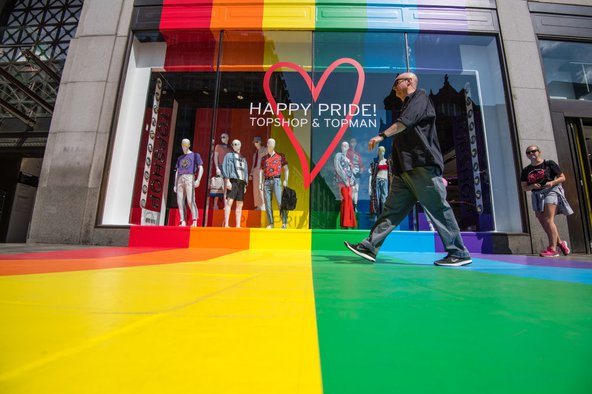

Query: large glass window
[210,31,313,228]
[102,31,520,232]
[407,33,520,232]
[310,32,407,229]
[129,72,217,226]
[540,40,592,101]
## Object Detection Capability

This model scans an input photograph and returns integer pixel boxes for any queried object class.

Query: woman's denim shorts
[532,190,558,212]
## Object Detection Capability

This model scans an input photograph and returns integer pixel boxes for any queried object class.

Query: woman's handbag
[209,176,224,195]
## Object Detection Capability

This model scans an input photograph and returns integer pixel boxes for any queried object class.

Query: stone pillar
[28,0,133,245]
[497,0,569,253]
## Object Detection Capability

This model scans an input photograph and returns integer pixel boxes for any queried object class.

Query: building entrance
[566,118,592,253]
[551,107,592,254]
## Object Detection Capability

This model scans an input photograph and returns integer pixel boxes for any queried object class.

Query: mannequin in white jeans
[173,138,203,226]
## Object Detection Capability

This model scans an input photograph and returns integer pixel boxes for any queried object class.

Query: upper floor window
[540,40,592,101]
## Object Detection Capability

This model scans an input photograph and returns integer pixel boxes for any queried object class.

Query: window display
[102,31,520,232]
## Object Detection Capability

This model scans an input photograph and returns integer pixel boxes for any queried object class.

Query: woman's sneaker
[558,240,570,256]
[540,247,560,257]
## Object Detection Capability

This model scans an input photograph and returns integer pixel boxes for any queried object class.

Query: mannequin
[214,132,231,176]
[221,139,248,228]
[347,137,364,210]
[211,132,231,209]
[259,138,289,229]
[335,141,356,229]
[174,138,203,226]
[250,136,267,210]
[369,146,391,215]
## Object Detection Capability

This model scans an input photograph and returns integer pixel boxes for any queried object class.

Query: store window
[128,72,217,226]
[540,40,592,101]
[310,32,407,229]
[210,31,313,228]
[407,33,519,232]
[102,31,520,232]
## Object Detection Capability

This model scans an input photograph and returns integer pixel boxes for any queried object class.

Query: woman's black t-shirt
[520,160,562,191]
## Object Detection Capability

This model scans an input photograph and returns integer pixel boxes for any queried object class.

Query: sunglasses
[526,149,539,154]
[393,78,411,86]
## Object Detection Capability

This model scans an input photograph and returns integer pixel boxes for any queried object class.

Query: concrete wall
[28,0,133,246]
[534,0,592,5]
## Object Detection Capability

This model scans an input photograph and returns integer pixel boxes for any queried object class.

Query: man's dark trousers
[360,165,470,258]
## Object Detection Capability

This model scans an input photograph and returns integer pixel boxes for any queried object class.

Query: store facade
[23,0,592,253]
[101,1,520,232]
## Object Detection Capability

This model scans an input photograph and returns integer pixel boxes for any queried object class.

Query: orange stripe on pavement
[0,248,241,276]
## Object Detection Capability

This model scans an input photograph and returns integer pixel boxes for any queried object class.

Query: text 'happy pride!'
[249,102,377,117]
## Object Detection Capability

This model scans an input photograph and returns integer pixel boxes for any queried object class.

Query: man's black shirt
[390,89,444,176]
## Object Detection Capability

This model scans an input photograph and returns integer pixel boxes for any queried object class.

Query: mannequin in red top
[335,141,356,229]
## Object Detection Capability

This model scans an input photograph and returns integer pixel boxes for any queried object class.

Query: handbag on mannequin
[209,176,224,194]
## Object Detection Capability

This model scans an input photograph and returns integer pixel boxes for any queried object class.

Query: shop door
[553,114,592,254]
[566,119,592,253]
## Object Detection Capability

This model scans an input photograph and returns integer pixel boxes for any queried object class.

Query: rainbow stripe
[158,0,475,70]
[1,239,592,393]
[159,0,477,32]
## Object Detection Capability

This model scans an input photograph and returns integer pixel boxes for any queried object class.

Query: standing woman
[520,145,573,257]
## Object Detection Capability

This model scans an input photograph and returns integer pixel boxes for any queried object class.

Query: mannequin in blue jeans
[259,138,289,229]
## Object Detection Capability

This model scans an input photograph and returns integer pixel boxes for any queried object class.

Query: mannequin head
[253,136,262,148]
[378,146,385,159]
[220,133,229,145]
[341,141,349,154]
[231,139,241,153]
[181,138,191,154]
[349,138,357,151]
[267,138,276,154]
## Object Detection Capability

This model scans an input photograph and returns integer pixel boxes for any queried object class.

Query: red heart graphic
[263,58,365,189]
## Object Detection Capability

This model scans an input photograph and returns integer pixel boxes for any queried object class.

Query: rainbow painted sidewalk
[1,229,591,393]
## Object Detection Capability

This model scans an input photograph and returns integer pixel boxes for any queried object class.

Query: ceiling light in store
[237,94,244,100]
[202,90,209,95]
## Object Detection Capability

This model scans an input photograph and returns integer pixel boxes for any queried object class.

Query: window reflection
[407,33,518,232]
[540,40,592,101]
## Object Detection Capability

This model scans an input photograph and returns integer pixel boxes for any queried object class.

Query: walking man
[344,72,472,266]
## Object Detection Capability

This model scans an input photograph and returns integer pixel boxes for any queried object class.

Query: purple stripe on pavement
[475,253,592,269]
